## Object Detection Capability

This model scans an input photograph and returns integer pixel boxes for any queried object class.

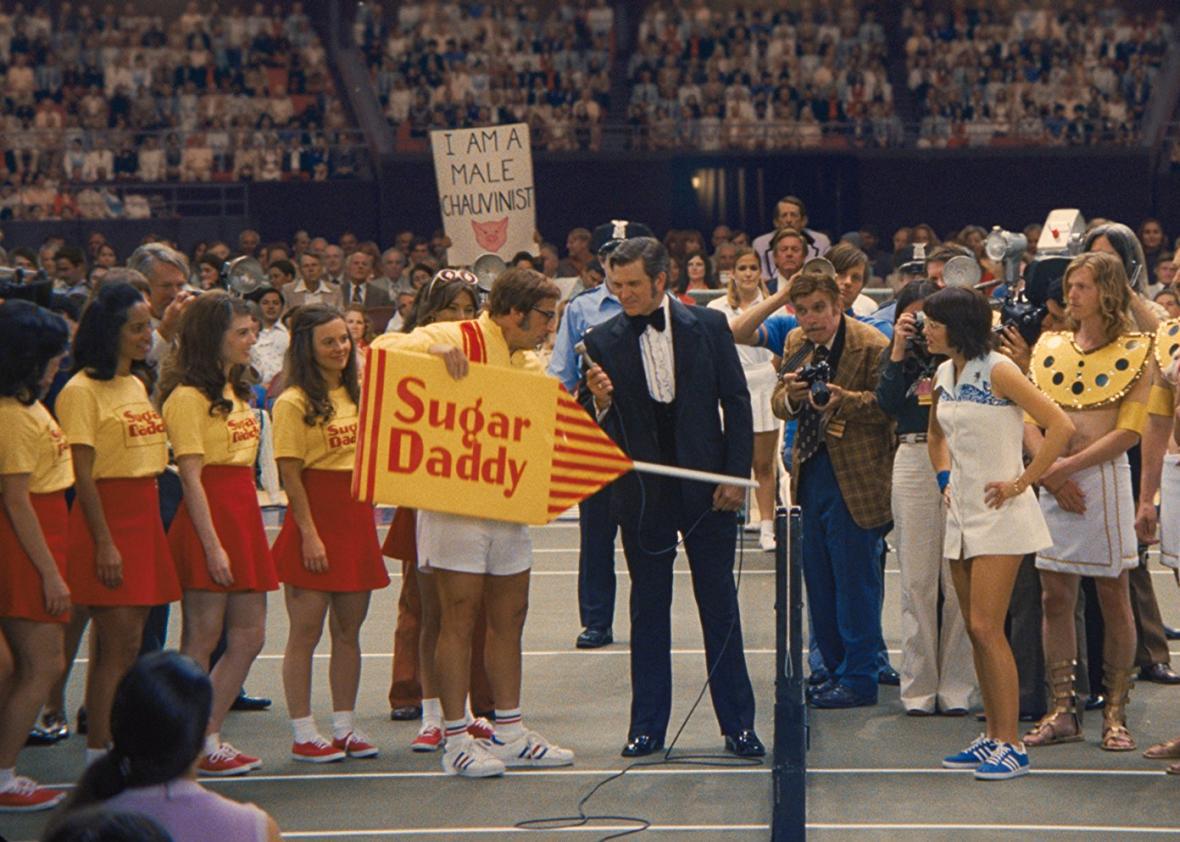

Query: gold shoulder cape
[1030,331,1150,409]
[1155,319,1180,373]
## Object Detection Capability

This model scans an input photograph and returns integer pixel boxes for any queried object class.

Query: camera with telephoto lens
[0,268,54,306]
[796,358,832,407]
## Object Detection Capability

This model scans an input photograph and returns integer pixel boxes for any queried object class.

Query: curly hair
[1064,252,1135,345]
[157,290,253,415]
[285,304,360,427]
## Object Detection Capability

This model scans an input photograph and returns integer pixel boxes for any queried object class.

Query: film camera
[796,358,832,407]
[0,268,54,306]
[993,209,1085,346]
[907,311,928,354]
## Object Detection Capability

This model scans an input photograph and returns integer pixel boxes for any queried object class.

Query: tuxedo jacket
[771,315,894,530]
[583,297,753,528]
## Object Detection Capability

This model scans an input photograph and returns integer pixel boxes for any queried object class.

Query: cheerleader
[160,291,277,777]
[0,301,73,811]
[57,282,181,766]
[272,305,389,762]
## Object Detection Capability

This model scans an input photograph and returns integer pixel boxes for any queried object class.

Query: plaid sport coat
[771,315,895,530]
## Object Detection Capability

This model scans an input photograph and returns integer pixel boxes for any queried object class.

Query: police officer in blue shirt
[548,220,653,650]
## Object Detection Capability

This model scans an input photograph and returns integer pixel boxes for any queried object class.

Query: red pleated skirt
[0,492,70,623]
[381,506,417,563]
[273,469,389,592]
[168,466,277,593]
[67,477,181,606]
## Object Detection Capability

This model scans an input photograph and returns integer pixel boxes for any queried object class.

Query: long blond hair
[726,246,768,310]
[1064,252,1135,344]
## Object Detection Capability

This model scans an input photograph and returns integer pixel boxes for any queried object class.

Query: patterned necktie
[794,345,829,465]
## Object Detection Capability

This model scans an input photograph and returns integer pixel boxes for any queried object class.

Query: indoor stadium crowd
[3,193,1180,837]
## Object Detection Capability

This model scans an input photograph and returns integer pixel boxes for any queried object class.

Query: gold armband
[1116,400,1148,435]
[1148,384,1174,418]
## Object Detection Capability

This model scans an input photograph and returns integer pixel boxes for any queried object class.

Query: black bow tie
[628,307,666,334]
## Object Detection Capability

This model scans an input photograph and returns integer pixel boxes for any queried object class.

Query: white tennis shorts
[415,510,532,576]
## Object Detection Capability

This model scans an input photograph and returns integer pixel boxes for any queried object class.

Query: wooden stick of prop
[630,460,759,489]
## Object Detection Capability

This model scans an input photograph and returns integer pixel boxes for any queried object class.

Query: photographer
[772,270,894,708]
[876,280,975,716]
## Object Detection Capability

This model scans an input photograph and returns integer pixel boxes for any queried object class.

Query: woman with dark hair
[272,305,389,763]
[160,291,277,777]
[876,280,975,716]
[56,283,180,767]
[343,304,373,372]
[925,286,1072,780]
[675,253,718,304]
[1138,218,1167,279]
[196,255,223,291]
[1023,253,1151,753]
[46,651,280,841]
[0,301,73,812]
[385,272,494,750]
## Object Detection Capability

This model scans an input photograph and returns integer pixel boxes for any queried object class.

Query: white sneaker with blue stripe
[481,730,575,767]
[974,741,1030,780]
[441,736,505,778]
[942,734,998,769]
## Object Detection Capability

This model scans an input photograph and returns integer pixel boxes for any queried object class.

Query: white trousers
[891,442,977,712]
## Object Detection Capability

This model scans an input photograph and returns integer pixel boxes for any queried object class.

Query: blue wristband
[937,471,951,492]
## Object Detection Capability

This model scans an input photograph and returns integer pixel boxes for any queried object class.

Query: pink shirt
[105,778,268,842]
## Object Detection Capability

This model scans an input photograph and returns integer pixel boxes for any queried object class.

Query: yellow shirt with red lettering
[56,372,168,479]
[370,312,543,372]
[162,384,260,467]
[0,398,73,493]
[272,386,359,470]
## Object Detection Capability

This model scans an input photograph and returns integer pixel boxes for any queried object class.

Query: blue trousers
[140,470,183,655]
[799,449,885,698]
[577,485,618,631]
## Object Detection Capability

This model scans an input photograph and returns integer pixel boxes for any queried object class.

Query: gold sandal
[1024,659,1083,747]
[1101,664,1136,752]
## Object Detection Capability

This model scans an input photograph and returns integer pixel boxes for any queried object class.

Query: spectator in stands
[341,251,390,310]
[380,248,407,291]
[767,227,808,292]
[267,259,297,292]
[288,251,342,310]
[247,287,289,389]
[1154,287,1180,320]
[753,195,832,281]
[558,228,594,277]
[197,255,224,291]
[323,245,345,286]
[53,246,88,296]
[95,243,119,269]
[237,230,261,259]
[676,253,718,304]
[1140,218,1167,278]
[45,651,281,841]
[344,304,374,373]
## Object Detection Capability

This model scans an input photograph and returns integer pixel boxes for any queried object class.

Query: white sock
[0,767,14,789]
[85,747,108,766]
[204,733,220,756]
[331,710,355,740]
[291,716,319,743]
[760,520,773,532]
[443,717,469,743]
[494,707,524,741]
[464,698,474,720]
[422,698,443,727]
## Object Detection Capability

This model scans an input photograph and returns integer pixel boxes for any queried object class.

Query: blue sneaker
[974,741,1030,780]
[942,734,998,769]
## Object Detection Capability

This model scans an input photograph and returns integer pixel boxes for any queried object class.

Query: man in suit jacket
[584,237,763,759]
[772,270,894,708]
[341,251,393,310]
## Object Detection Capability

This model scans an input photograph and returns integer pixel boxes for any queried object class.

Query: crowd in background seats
[355,0,614,152]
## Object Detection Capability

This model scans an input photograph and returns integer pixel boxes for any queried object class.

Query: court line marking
[282,825,769,837]
[806,824,1180,835]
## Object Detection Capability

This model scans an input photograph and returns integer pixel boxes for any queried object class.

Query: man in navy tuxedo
[583,237,763,758]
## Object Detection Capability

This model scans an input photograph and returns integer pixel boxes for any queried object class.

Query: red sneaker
[0,777,65,812]
[292,736,347,763]
[411,724,444,752]
[468,717,495,740]
[332,729,378,759]
[198,744,257,777]
[222,742,262,770]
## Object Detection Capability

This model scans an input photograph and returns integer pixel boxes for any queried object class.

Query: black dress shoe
[1165,625,1180,641]
[576,627,613,649]
[230,690,272,711]
[1139,663,1180,685]
[724,730,766,758]
[621,734,664,757]
[75,707,87,736]
[26,726,58,747]
[809,684,877,709]
[807,669,831,687]
[877,666,900,686]
[390,705,423,721]
[1085,694,1105,711]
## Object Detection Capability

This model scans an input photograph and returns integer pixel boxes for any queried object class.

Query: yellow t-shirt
[370,312,543,373]
[56,372,168,479]
[0,398,73,493]
[272,386,359,471]
[162,384,260,467]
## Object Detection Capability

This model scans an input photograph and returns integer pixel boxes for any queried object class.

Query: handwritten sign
[353,347,631,525]
[431,123,536,265]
